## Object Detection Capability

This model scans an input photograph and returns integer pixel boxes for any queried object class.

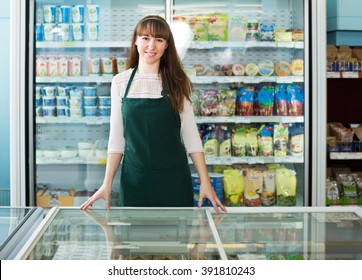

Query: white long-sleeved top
[107,68,203,154]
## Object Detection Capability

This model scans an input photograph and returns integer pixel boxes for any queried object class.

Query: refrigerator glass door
[21,208,222,260]
[172,0,308,206]
[0,207,44,259]
[33,1,165,207]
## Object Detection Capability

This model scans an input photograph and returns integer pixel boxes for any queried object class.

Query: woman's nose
[148,39,155,49]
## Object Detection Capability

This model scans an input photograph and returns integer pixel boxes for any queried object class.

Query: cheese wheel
[291,59,304,76]
[232,64,245,76]
[275,61,292,76]
[258,60,274,76]
[245,63,259,76]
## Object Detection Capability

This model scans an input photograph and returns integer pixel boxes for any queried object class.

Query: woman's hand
[198,182,227,213]
[80,184,112,210]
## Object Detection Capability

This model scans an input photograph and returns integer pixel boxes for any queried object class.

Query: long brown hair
[127,15,192,113]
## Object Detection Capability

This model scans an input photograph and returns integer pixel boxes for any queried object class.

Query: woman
[80,15,226,213]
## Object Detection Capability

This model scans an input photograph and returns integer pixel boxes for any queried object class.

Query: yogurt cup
[98,106,111,116]
[71,5,85,23]
[77,141,94,149]
[56,96,69,106]
[56,106,69,117]
[87,5,100,23]
[87,23,99,41]
[57,5,71,23]
[83,86,97,96]
[83,96,97,106]
[69,87,83,98]
[42,96,56,106]
[35,106,43,116]
[69,97,83,108]
[43,5,57,23]
[42,106,56,116]
[43,24,55,41]
[59,24,71,41]
[57,86,70,96]
[35,96,42,107]
[44,149,60,158]
[84,106,97,116]
[98,96,111,106]
[69,108,83,117]
[71,23,84,41]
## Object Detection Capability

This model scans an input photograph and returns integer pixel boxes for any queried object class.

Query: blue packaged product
[58,6,71,23]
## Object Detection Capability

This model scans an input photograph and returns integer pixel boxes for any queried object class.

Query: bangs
[137,18,169,40]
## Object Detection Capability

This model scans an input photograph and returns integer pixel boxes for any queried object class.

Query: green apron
[120,67,193,206]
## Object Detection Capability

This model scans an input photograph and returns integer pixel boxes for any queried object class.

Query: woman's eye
[157,38,164,43]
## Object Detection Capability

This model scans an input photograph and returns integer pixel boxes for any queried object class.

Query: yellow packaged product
[274,61,291,76]
[291,59,303,76]
[245,63,259,76]
[223,169,244,206]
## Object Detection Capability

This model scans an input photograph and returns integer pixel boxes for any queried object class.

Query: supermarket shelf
[326,72,362,79]
[36,155,303,165]
[36,116,304,125]
[36,75,114,84]
[329,152,362,160]
[36,75,303,84]
[36,41,130,49]
[189,156,304,165]
[36,116,110,125]
[36,41,304,50]
[195,116,304,124]
[190,76,304,84]
[36,157,107,165]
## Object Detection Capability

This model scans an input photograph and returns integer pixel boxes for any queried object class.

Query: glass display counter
[14,207,362,260]
[0,207,44,259]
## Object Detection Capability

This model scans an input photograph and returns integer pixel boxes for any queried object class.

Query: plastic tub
[98,96,111,106]
[83,96,97,106]
[84,106,97,116]
[98,106,111,116]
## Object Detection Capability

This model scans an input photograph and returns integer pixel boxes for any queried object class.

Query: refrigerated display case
[10,0,327,208]
[0,206,44,259]
[14,207,362,260]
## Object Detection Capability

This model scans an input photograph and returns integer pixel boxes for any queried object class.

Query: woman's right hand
[80,184,112,210]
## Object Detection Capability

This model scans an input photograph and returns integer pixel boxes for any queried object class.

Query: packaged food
[289,124,304,156]
[192,173,209,207]
[46,55,58,76]
[101,57,116,75]
[273,124,289,156]
[87,23,99,41]
[69,55,82,76]
[116,57,127,73]
[258,60,274,76]
[59,24,70,41]
[36,55,47,77]
[57,55,69,77]
[275,30,293,42]
[291,59,304,76]
[287,83,304,116]
[218,89,236,116]
[257,85,274,116]
[232,127,247,157]
[188,16,208,41]
[202,124,218,156]
[275,61,291,76]
[244,171,262,207]
[228,15,247,41]
[261,170,276,206]
[246,128,258,157]
[200,89,219,116]
[87,5,100,23]
[71,5,85,23]
[232,64,245,76]
[223,169,244,206]
[275,84,289,116]
[245,63,259,76]
[257,124,274,156]
[207,14,228,41]
[276,168,297,206]
[236,85,255,116]
[191,89,201,116]
[72,23,85,41]
[259,23,275,41]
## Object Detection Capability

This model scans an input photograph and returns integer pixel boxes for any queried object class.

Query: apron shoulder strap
[124,67,137,98]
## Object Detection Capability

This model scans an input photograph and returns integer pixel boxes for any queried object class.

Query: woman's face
[135,34,168,66]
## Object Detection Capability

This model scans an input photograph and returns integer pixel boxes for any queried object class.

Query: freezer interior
[23,208,221,260]
[213,208,362,260]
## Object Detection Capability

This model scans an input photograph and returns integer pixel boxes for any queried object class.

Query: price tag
[326,72,341,78]
[342,72,359,78]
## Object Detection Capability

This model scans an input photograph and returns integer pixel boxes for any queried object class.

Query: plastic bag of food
[275,84,288,116]
[200,89,219,116]
[236,85,255,116]
[223,169,244,206]
[244,170,263,206]
[276,168,297,206]
[287,83,304,116]
[261,170,276,206]
[274,124,289,156]
[218,89,236,116]
[232,127,247,156]
[257,124,274,156]
[246,127,258,156]
[257,85,274,116]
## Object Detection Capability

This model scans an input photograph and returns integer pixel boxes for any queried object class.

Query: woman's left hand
[198,183,227,213]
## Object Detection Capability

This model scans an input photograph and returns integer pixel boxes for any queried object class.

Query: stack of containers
[36,4,100,42]
[69,87,84,117]
[83,87,98,116]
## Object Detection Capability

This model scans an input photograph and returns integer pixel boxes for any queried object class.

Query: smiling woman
[80,15,226,213]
